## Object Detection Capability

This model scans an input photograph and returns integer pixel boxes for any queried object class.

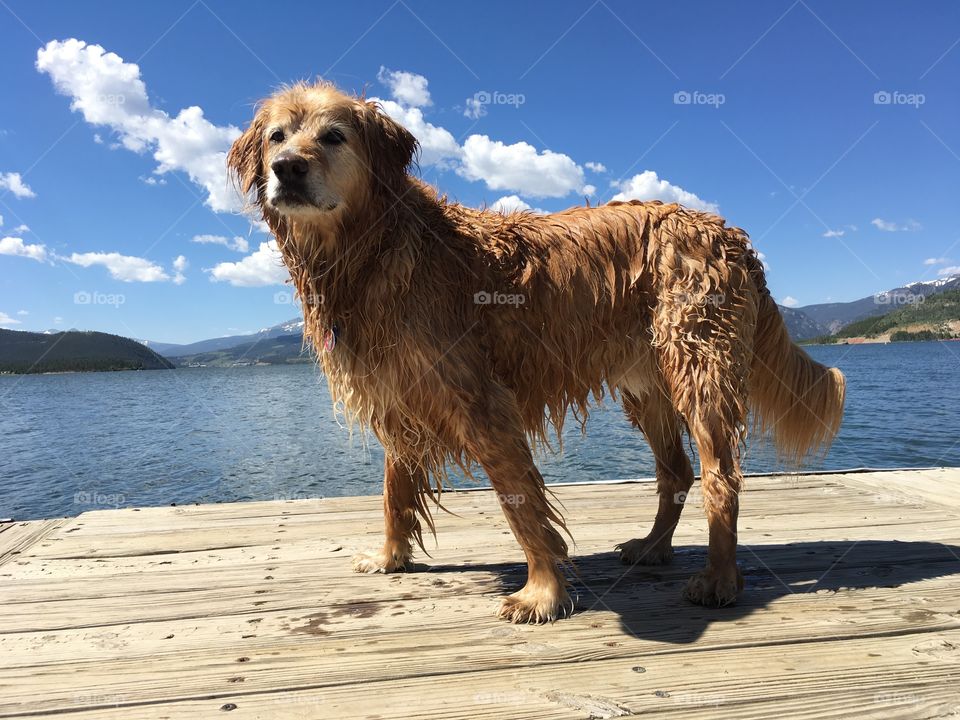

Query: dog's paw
[682,565,744,607]
[351,550,410,574]
[616,536,674,566]
[496,585,574,624]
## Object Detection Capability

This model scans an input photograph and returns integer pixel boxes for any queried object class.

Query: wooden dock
[2,468,960,718]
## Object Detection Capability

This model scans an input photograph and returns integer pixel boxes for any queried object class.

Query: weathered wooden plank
[7,633,958,720]
[0,518,68,567]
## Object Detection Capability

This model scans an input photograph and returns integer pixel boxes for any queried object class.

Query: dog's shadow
[431,540,960,643]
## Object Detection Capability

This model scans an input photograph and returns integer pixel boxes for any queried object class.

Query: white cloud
[459,135,585,198]
[140,175,167,186]
[12,224,29,234]
[610,171,718,212]
[0,172,36,198]
[172,255,188,284]
[822,229,845,237]
[871,217,921,232]
[780,296,799,307]
[938,265,960,277]
[463,96,485,119]
[66,251,170,282]
[377,67,432,108]
[191,234,249,253]
[36,39,241,212]
[585,161,606,173]
[756,251,770,271]
[583,184,596,196]
[924,257,949,266]
[0,236,50,262]
[488,195,547,214]
[16,310,28,316]
[0,312,22,326]
[373,99,461,167]
[491,195,531,213]
[209,240,288,287]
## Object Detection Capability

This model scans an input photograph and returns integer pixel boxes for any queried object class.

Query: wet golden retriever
[228,82,846,623]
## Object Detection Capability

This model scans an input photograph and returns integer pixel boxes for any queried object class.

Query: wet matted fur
[228,81,846,623]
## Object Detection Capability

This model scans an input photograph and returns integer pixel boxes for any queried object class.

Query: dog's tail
[748,271,846,463]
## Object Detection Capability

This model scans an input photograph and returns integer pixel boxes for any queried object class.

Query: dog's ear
[355,100,419,192]
[227,107,267,201]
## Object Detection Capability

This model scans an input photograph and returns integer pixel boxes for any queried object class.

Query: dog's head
[228,82,418,222]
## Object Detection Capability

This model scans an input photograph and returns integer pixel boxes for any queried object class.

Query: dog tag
[322,324,338,352]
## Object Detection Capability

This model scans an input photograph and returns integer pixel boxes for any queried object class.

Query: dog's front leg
[353,455,424,573]
[459,388,573,623]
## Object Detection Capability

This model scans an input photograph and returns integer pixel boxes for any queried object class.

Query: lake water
[1,342,958,520]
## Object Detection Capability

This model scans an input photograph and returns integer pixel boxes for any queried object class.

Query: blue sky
[1,0,958,344]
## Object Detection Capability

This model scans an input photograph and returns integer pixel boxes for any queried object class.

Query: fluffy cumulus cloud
[0,172,36,198]
[0,311,22,327]
[871,217,921,232]
[780,296,799,307]
[377,67,432,107]
[172,255,188,284]
[459,136,586,198]
[610,171,719,213]
[66,251,170,282]
[0,236,50,262]
[191,234,249,253]
[924,257,950,266]
[209,240,288,287]
[36,39,241,212]
[584,161,607,173]
[488,195,547,214]
[822,229,845,238]
[373,99,461,167]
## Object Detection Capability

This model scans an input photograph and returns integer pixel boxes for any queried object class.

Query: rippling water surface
[2,342,957,519]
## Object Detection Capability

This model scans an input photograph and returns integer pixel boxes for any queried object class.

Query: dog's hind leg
[456,384,572,623]
[652,266,754,607]
[352,455,425,573]
[679,411,745,607]
[616,387,694,566]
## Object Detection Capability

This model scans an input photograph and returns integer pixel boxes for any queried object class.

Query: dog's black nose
[271,152,309,182]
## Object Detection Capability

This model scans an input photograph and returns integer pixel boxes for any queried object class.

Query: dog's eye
[269,129,285,144]
[320,129,346,146]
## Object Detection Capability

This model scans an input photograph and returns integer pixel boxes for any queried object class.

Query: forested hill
[0,329,175,374]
